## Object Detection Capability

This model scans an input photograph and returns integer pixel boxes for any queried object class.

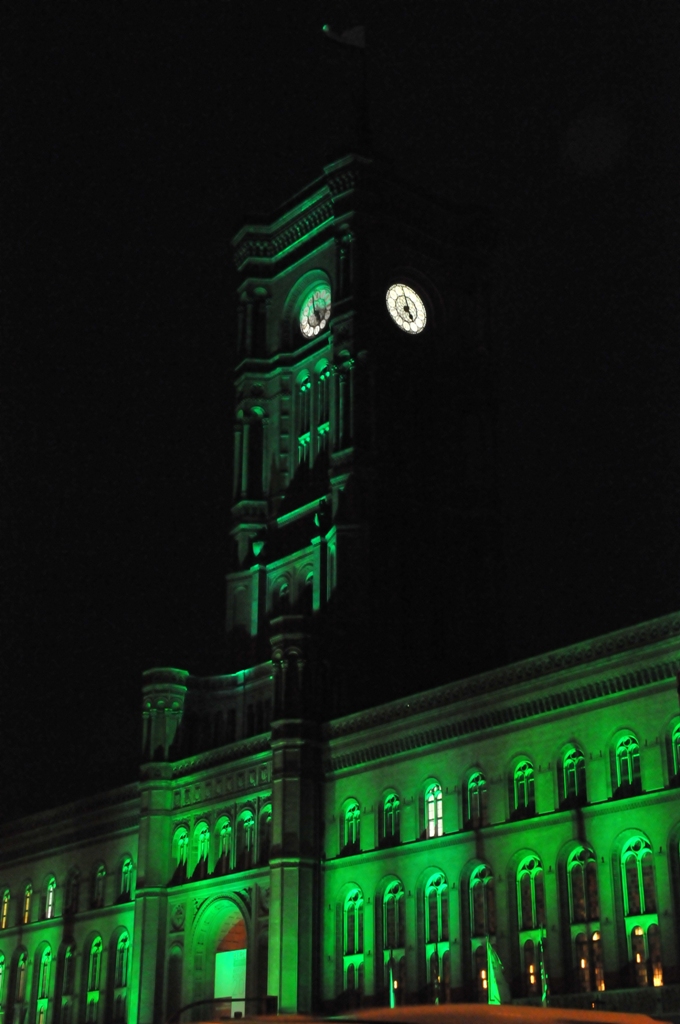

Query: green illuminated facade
[1,156,680,1023]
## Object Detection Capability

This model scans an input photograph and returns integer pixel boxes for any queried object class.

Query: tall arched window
[56,941,76,1024]
[568,847,599,922]
[171,827,189,884]
[622,837,656,915]
[669,723,680,784]
[425,873,449,944]
[215,819,232,875]
[193,824,210,879]
[342,802,361,854]
[383,881,405,949]
[381,793,400,847]
[91,864,106,909]
[561,747,587,807]
[236,811,255,870]
[1,889,9,929]
[298,378,311,464]
[517,856,545,931]
[512,761,535,818]
[120,859,133,901]
[317,367,332,454]
[11,950,28,1021]
[259,805,272,865]
[22,883,32,924]
[64,870,80,916]
[35,946,52,1024]
[85,937,102,1023]
[425,783,443,838]
[344,889,364,956]
[112,932,129,1023]
[0,953,5,1008]
[466,772,487,829]
[615,735,641,796]
[470,865,496,937]
[45,876,57,920]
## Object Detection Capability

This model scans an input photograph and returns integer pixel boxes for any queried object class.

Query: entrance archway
[192,897,249,1018]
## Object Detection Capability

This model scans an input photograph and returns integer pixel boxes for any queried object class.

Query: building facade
[2,157,680,1024]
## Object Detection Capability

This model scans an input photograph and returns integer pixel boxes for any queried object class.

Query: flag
[322,24,366,49]
[538,938,549,1006]
[486,939,511,1005]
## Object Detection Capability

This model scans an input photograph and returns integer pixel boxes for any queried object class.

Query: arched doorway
[192,897,249,1019]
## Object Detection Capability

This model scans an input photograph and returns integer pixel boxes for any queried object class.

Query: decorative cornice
[326,656,680,773]
[172,735,271,778]
[234,200,334,267]
[326,613,680,743]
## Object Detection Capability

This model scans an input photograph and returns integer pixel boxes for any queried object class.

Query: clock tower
[226,152,503,711]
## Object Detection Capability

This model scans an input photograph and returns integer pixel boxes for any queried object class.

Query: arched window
[343,801,361,854]
[622,837,656,915]
[215,819,232,875]
[344,889,364,956]
[466,772,487,829]
[669,723,680,783]
[425,783,443,838]
[112,932,129,1023]
[45,876,57,920]
[298,378,311,463]
[193,823,210,878]
[425,873,449,944]
[574,929,605,993]
[517,856,545,931]
[236,811,255,870]
[120,859,133,900]
[171,827,189,884]
[317,366,332,453]
[35,946,52,1024]
[470,864,496,937]
[561,747,587,807]
[85,937,102,1023]
[512,761,535,818]
[64,869,80,916]
[12,950,28,1015]
[381,793,400,847]
[91,864,106,909]
[0,953,5,1006]
[383,881,405,949]
[259,805,272,865]
[568,847,599,922]
[56,940,76,1024]
[1,889,9,929]
[615,735,641,796]
[22,883,32,924]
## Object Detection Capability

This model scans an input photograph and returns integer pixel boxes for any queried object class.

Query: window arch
[470,864,496,937]
[91,864,106,909]
[512,760,535,819]
[9,949,28,1021]
[297,376,312,464]
[1,889,9,929]
[560,746,587,807]
[669,722,680,784]
[171,826,189,884]
[110,931,130,1023]
[64,869,80,916]
[55,940,77,1024]
[342,801,361,854]
[119,858,133,901]
[425,873,449,944]
[259,805,272,866]
[380,792,400,847]
[214,817,232,875]
[45,876,57,920]
[425,782,443,838]
[344,888,364,956]
[517,856,545,931]
[22,883,32,925]
[568,847,599,922]
[383,880,405,949]
[35,945,52,1024]
[85,936,103,1023]
[0,953,5,1008]
[622,836,656,916]
[614,734,641,796]
[465,772,488,829]
[236,810,255,870]
[192,822,210,879]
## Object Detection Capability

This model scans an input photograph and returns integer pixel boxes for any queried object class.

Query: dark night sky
[3,1,680,821]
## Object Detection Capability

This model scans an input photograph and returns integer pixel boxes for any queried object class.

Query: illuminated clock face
[386,283,427,333]
[300,286,331,338]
